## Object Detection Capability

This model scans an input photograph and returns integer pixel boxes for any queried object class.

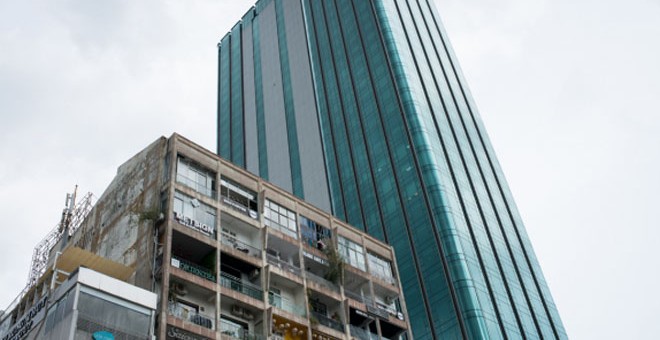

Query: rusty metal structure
[26,187,94,288]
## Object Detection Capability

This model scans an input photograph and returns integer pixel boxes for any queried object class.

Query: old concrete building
[1,133,411,340]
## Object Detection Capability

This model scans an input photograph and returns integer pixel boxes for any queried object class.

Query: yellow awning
[55,246,134,282]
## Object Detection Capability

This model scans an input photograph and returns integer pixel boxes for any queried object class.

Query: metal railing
[220,232,262,258]
[220,272,263,300]
[349,325,379,340]
[266,254,302,276]
[344,290,373,305]
[268,293,306,317]
[305,271,339,293]
[374,300,399,316]
[265,220,298,239]
[171,256,216,282]
[219,319,265,340]
[371,271,397,285]
[176,173,217,199]
[168,302,215,330]
[220,195,258,220]
[311,311,344,332]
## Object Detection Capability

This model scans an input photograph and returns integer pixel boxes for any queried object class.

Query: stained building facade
[1,134,411,340]
[217,0,566,338]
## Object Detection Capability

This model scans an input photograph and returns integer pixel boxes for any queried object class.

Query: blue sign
[92,331,114,340]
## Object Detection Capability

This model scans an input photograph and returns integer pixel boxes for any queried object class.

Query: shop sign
[92,331,115,340]
[173,212,214,236]
[2,296,47,340]
[166,325,210,340]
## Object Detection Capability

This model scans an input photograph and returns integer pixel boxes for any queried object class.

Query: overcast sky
[1,0,658,338]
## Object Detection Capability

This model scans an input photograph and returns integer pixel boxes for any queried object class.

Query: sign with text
[173,212,214,237]
[166,325,210,340]
[1,296,47,340]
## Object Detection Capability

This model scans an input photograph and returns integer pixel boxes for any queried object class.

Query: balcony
[177,172,217,199]
[168,302,215,330]
[220,272,263,300]
[371,272,397,286]
[221,231,262,259]
[344,290,373,306]
[220,178,259,220]
[350,325,380,340]
[171,256,216,283]
[305,271,339,294]
[269,293,306,318]
[267,254,302,277]
[311,311,344,333]
[219,318,265,340]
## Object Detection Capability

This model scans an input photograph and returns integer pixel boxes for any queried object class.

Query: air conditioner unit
[244,309,254,320]
[231,304,244,317]
[173,282,187,296]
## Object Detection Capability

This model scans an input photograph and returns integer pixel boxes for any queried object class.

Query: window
[338,236,366,271]
[44,290,73,333]
[300,216,331,250]
[176,156,216,198]
[367,252,394,284]
[76,289,151,338]
[173,191,216,237]
[220,177,258,219]
[263,200,297,239]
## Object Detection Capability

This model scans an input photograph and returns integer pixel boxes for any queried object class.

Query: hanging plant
[321,238,344,286]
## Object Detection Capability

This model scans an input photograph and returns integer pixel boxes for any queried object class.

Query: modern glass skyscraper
[217,0,567,338]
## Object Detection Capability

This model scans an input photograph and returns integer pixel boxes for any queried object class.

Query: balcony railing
[265,221,298,239]
[168,302,215,330]
[220,195,258,220]
[305,271,339,293]
[266,254,302,276]
[219,319,265,340]
[220,272,263,300]
[268,293,306,317]
[176,173,217,199]
[374,300,400,317]
[311,311,344,332]
[171,256,216,282]
[220,232,262,258]
[349,325,379,340]
[371,272,397,285]
[344,290,373,305]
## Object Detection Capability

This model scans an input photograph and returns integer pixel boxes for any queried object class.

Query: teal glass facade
[217,0,566,339]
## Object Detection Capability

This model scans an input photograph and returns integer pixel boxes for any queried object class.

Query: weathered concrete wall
[67,136,168,290]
